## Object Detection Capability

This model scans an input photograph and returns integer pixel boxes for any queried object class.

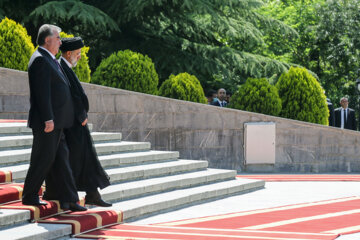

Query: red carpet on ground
[77,224,338,240]
[237,174,360,181]
[38,209,123,234]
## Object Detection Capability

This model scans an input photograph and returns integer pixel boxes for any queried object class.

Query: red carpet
[237,174,360,181]
[0,183,44,204]
[0,119,27,123]
[77,224,338,239]
[0,170,12,183]
[38,209,122,234]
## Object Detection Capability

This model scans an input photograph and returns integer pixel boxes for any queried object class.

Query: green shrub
[92,50,158,94]
[57,32,91,83]
[0,17,34,71]
[276,67,329,125]
[229,78,282,116]
[159,72,207,103]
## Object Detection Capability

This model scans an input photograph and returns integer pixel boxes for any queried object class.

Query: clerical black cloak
[61,58,110,192]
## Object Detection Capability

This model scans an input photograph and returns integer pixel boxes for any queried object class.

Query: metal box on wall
[244,122,275,165]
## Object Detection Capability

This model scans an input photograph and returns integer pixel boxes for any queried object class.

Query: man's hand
[81,118,88,126]
[44,120,54,133]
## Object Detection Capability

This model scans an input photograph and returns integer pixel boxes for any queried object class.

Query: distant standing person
[22,24,85,211]
[327,98,335,127]
[211,88,227,107]
[206,89,217,105]
[334,97,356,130]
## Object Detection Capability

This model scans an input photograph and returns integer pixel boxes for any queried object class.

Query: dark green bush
[91,50,158,94]
[229,78,282,116]
[276,67,328,125]
[0,17,34,71]
[57,32,91,83]
[159,72,207,103]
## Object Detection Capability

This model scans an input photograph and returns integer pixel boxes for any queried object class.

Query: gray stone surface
[2,67,360,172]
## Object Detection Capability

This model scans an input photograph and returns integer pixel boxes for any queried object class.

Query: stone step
[106,159,208,184]
[0,123,31,135]
[0,141,151,166]
[102,178,265,221]
[0,168,230,230]
[98,150,179,168]
[0,222,71,240]
[0,209,30,228]
[96,168,237,202]
[0,123,94,136]
[0,132,122,150]
[5,159,207,183]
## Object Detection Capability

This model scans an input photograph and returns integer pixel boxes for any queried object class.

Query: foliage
[229,78,281,116]
[0,17,34,71]
[57,32,91,83]
[91,50,158,94]
[159,72,207,104]
[276,67,328,125]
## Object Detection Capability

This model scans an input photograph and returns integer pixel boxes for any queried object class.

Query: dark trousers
[22,128,79,203]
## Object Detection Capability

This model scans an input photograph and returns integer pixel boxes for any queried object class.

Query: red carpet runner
[0,183,44,204]
[77,196,360,239]
[0,170,12,183]
[237,174,360,181]
[37,209,123,234]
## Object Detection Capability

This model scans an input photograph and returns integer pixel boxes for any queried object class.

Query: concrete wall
[1,67,360,173]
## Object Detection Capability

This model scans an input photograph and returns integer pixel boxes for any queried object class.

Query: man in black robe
[43,37,111,207]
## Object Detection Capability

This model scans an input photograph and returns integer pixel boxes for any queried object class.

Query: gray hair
[36,24,61,46]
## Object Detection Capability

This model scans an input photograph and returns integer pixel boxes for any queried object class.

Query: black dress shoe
[85,197,112,207]
[61,202,87,212]
[22,200,48,206]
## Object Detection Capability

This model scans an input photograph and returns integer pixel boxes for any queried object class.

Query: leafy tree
[1,0,296,91]
[159,72,207,104]
[0,17,34,71]
[229,78,281,116]
[92,50,158,95]
[276,67,329,125]
[57,32,91,83]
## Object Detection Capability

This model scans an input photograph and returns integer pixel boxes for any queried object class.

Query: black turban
[60,37,84,52]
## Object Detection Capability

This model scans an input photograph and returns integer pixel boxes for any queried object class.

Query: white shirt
[341,108,348,129]
[39,46,56,59]
[60,56,72,68]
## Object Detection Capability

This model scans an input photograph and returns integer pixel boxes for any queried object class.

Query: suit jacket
[211,99,227,107]
[27,48,74,130]
[60,58,110,191]
[334,107,356,130]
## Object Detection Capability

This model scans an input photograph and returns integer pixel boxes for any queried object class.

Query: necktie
[53,59,70,86]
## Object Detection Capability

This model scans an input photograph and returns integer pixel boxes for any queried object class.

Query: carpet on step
[76,224,338,240]
[237,174,360,181]
[0,198,85,220]
[37,209,123,234]
[0,183,44,204]
[0,170,12,183]
[0,119,27,123]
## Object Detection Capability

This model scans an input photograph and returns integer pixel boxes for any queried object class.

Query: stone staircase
[0,122,264,239]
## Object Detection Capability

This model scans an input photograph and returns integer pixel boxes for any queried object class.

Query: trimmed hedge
[92,50,158,94]
[229,78,282,116]
[0,17,34,71]
[57,32,91,83]
[276,67,329,125]
[159,72,207,103]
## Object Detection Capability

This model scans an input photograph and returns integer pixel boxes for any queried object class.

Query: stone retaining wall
[1,67,360,172]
